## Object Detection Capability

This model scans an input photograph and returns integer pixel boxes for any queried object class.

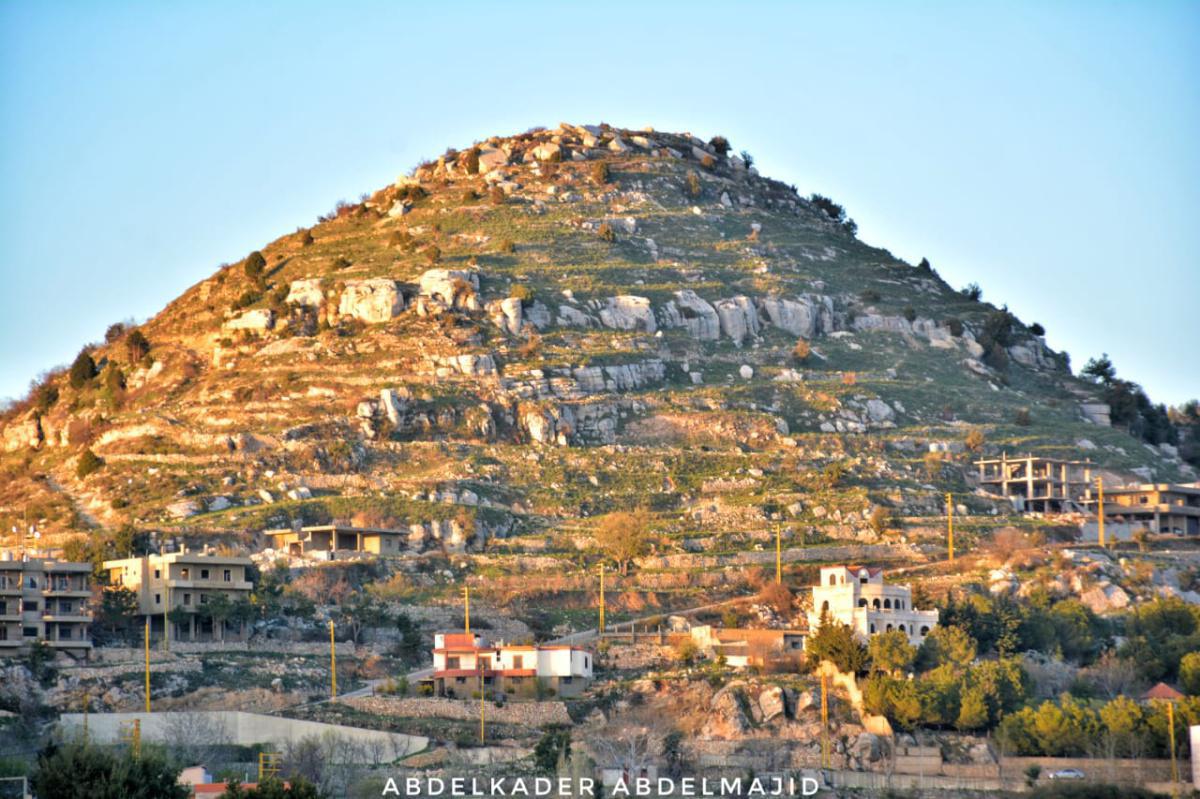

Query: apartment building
[0,555,92,657]
[1083,482,1200,537]
[807,566,938,647]
[430,632,593,699]
[103,551,254,642]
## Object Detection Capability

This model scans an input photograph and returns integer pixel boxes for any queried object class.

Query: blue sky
[2,1,1197,405]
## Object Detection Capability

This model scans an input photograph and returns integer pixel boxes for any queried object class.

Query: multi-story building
[0,555,93,657]
[806,566,938,647]
[430,632,593,699]
[975,454,1093,512]
[264,525,406,558]
[103,551,254,643]
[1083,483,1200,537]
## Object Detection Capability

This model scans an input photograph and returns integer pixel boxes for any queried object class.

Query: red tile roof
[1142,682,1184,701]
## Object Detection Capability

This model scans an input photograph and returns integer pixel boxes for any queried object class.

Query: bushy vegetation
[807,194,857,236]
[32,741,189,799]
[76,448,104,479]
[244,250,267,281]
[68,349,97,389]
[1082,353,1184,453]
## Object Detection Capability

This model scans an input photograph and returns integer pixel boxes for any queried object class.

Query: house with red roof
[430,632,593,699]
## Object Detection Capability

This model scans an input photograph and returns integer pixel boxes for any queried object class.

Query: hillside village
[1,122,1199,797]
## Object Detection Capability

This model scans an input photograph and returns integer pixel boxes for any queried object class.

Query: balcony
[43,581,92,595]
[43,613,93,623]
[0,639,22,649]
[48,639,93,649]
[165,579,253,591]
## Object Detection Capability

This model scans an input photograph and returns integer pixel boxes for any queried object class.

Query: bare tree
[160,712,232,771]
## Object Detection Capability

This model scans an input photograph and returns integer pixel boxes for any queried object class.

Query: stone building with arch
[806,565,938,647]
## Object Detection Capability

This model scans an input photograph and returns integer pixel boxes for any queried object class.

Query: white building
[806,566,938,646]
[431,632,593,699]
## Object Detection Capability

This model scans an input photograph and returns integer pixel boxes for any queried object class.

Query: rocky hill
[1,122,1192,558]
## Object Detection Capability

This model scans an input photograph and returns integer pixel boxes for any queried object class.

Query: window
[61,601,72,613]
[26,577,37,589]
[154,569,161,579]
[23,627,37,638]
[200,594,209,605]
[447,657,460,669]
[873,599,880,609]
[920,626,930,636]
[883,599,892,609]
[60,627,72,639]
[828,575,836,586]
[455,677,466,684]
[898,624,906,634]
[858,599,867,608]
[181,568,190,580]
[0,601,7,615]
[154,593,161,605]
[200,569,210,580]
[512,654,524,669]
[223,569,232,582]
[860,577,868,585]
[0,627,6,640]
[23,600,38,612]
[584,656,590,669]
[869,624,876,633]
[562,676,572,684]
[886,624,893,632]
[183,593,192,606]
[821,600,829,613]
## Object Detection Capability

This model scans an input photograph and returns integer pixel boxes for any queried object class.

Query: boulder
[207,496,232,512]
[739,364,754,380]
[759,685,788,721]
[865,399,895,423]
[714,296,759,344]
[477,146,508,173]
[598,296,656,333]
[167,499,200,519]
[418,269,480,309]
[490,297,524,335]
[380,388,411,425]
[2,413,41,452]
[557,305,594,328]
[703,686,750,739]
[223,309,274,331]
[661,290,719,340]
[531,143,561,162]
[338,279,404,323]
[286,279,325,309]
[759,295,833,338]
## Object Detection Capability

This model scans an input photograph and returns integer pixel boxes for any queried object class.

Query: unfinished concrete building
[975,453,1093,512]
[1083,483,1200,537]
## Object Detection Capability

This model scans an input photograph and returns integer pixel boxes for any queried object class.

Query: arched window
[920,626,930,636]
[898,624,906,634]
[821,600,829,613]
[870,624,876,633]
[896,599,904,610]
[886,624,893,632]
[884,598,892,609]
[858,598,867,608]
[873,599,881,609]
[829,575,836,586]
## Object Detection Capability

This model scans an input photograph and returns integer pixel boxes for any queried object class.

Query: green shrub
[332,256,352,270]
[464,147,481,175]
[944,318,964,337]
[424,245,442,265]
[1029,322,1045,336]
[76,449,104,479]
[860,289,881,303]
[244,251,266,280]
[708,135,730,155]
[903,307,917,322]
[960,282,982,301]
[32,381,59,414]
[510,284,534,305]
[299,228,314,246]
[125,329,150,362]
[498,239,516,254]
[1014,408,1032,426]
[68,350,97,389]
[685,172,701,198]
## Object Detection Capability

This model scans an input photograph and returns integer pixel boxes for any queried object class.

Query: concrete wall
[58,711,427,763]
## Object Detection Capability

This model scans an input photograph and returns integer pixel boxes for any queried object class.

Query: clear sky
[2,1,1197,405]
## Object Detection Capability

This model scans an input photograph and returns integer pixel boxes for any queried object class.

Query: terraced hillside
[1,123,1192,588]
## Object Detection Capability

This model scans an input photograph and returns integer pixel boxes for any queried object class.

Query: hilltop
[0,122,1194,556]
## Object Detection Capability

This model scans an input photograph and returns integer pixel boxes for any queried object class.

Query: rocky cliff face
[1,122,1190,546]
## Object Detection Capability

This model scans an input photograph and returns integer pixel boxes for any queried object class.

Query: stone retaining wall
[341,696,571,727]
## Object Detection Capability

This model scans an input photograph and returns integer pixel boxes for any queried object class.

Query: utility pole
[775,527,782,584]
[120,719,141,759]
[1167,700,1178,796]
[479,660,486,745]
[329,619,337,699]
[81,690,89,744]
[163,585,170,652]
[1096,476,1106,547]
[144,620,151,713]
[598,563,605,635]
[463,586,470,635]
[946,493,954,562]
[820,672,830,768]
